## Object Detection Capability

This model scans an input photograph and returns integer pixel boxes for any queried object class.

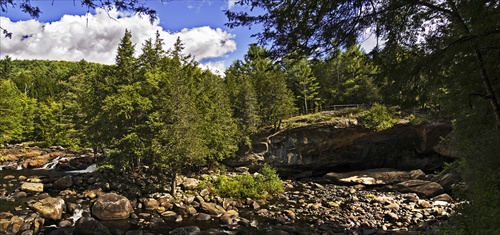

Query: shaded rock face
[262,122,453,178]
[91,193,133,220]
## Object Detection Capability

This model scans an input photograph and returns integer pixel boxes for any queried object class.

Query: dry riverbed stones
[0,167,462,235]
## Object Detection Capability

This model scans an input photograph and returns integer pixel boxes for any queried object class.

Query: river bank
[0,145,462,235]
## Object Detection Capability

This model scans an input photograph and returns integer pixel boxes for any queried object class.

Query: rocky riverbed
[0,144,463,235]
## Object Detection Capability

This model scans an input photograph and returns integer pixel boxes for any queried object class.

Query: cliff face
[239,121,454,178]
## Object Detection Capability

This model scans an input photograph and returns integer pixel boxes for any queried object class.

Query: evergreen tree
[315,45,380,105]
[0,55,12,79]
[225,60,260,145]
[244,44,295,129]
[0,79,34,143]
[286,58,321,114]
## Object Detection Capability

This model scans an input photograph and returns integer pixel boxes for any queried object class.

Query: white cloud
[198,61,226,77]
[0,9,236,72]
[227,0,237,9]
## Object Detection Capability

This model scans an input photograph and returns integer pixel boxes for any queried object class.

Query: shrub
[361,104,399,131]
[212,164,284,199]
[407,114,430,125]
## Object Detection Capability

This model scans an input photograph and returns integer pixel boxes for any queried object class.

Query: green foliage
[438,104,500,234]
[212,165,284,199]
[0,79,35,143]
[96,163,115,172]
[80,31,239,182]
[317,46,380,106]
[406,114,430,126]
[361,104,399,131]
[225,44,296,142]
[285,57,321,114]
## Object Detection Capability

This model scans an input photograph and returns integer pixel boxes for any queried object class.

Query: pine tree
[286,58,321,114]
[244,44,296,129]
[225,60,260,145]
[0,80,34,143]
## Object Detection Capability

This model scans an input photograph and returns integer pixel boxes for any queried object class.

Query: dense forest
[0,32,401,151]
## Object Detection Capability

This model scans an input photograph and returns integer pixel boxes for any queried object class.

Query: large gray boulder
[391,180,445,198]
[91,193,133,220]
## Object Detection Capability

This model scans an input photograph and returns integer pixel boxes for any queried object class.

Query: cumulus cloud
[0,9,236,72]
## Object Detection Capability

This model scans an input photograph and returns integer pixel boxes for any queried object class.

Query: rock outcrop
[231,121,454,178]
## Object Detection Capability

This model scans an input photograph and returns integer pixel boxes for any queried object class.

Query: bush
[212,164,284,199]
[362,104,399,131]
[407,114,430,125]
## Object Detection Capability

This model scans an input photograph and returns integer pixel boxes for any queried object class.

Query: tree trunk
[171,171,177,196]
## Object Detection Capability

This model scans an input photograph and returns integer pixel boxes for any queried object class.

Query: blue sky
[0,1,378,74]
[0,0,262,74]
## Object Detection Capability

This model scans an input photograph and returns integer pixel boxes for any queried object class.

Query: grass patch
[210,164,284,199]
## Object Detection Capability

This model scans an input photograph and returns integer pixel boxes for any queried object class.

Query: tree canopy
[228,0,500,233]
[226,0,500,128]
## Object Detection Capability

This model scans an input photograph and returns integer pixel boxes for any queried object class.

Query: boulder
[181,178,199,190]
[199,201,226,216]
[142,198,160,210]
[392,180,445,198]
[53,175,74,190]
[169,226,201,235]
[21,182,44,193]
[29,197,66,221]
[437,171,462,193]
[91,193,133,220]
[73,216,111,235]
[0,215,23,234]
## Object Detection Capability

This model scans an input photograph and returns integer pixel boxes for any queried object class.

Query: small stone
[13,191,27,198]
[58,220,73,228]
[418,200,432,208]
[3,175,15,180]
[197,213,211,221]
[252,201,260,210]
[385,212,399,222]
[283,210,296,219]
[384,203,400,210]
[161,211,177,217]
[327,202,340,208]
